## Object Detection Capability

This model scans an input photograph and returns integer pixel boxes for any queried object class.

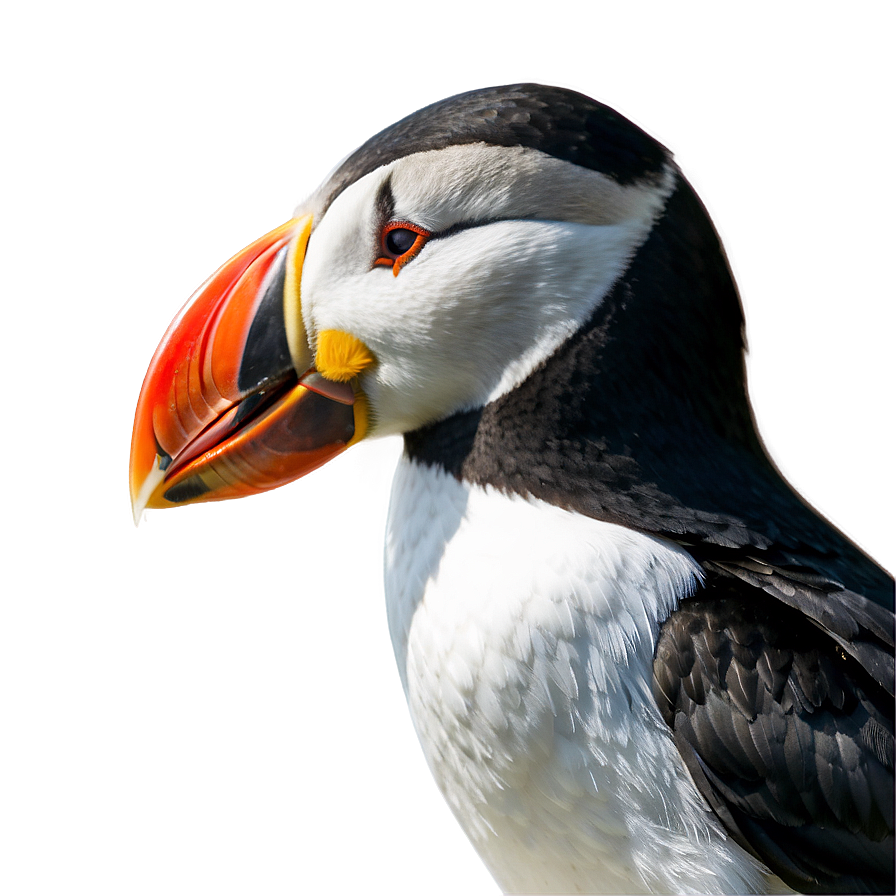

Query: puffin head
[130,84,742,518]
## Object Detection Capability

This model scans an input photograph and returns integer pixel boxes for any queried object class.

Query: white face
[299,143,675,436]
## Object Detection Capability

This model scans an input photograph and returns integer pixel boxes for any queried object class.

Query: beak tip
[130,489,148,526]
[130,460,166,524]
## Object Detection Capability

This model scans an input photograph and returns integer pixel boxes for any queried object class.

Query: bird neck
[404,175,772,544]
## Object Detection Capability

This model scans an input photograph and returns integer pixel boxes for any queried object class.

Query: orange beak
[129,214,368,521]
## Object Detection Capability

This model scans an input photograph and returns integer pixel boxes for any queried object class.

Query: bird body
[386,458,777,893]
[130,84,894,893]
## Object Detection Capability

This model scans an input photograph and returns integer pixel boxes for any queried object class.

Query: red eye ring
[375,221,431,276]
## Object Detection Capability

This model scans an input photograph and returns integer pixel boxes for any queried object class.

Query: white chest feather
[385,458,779,895]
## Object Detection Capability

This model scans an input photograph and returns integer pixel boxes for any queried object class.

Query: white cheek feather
[385,459,779,895]
[359,215,656,434]
[300,147,676,436]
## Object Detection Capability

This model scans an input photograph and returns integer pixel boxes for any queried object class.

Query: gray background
[2,0,896,894]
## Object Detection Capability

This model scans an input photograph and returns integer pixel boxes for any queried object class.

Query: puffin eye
[375,221,431,276]
[386,228,417,256]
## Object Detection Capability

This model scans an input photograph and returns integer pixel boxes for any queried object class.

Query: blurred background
[2,3,892,893]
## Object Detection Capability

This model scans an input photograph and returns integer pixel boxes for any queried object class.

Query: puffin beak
[129,214,370,521]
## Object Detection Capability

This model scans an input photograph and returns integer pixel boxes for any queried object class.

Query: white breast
[385,457,781,894]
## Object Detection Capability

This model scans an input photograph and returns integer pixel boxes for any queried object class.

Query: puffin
[129,84,894,894]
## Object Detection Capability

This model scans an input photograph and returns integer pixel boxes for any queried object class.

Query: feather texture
[653,575,894,893]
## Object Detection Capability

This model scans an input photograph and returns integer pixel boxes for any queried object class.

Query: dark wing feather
[654,569,895,894]
[701,556,895,694]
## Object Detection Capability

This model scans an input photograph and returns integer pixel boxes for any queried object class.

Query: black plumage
[320,83,669,213]
[653,583,893,893]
